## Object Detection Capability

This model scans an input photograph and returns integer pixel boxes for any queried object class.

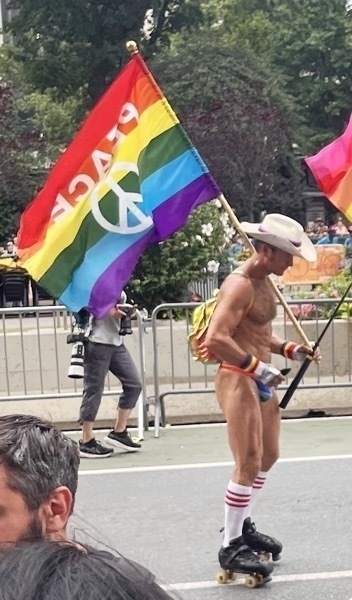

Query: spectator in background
[228,233,244,259]
[79,291,142,458]
[305,221,316,238]
[3,241,15,257]
[316,226,339,245]
[334,217,348,236]
[189,291,203,303]
[314,217,326,239]
[0,245,5,257]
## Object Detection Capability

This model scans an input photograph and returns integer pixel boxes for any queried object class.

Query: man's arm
[204,277,283,386]
[204,275,255,366]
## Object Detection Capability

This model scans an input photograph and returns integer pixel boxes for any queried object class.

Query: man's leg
[216,369,273,578]
[216,369,263,546]
[104,345,142,451]
[242,391,283,559]
[79,342,114,458]
[246,391,281,515]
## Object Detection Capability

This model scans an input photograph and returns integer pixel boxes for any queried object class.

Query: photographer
[78,292,142,458]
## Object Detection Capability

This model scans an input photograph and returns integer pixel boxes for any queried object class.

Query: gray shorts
[79,341,142,423]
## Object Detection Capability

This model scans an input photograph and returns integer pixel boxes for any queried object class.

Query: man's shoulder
[223,269,255,291]
[219,270,255,307]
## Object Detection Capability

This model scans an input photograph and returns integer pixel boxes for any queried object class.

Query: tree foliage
[151,31,303,221]
[5,0,203,104]
[17,91,87,163]
[0,82,43,239]
[128,202,230,310]
[201,0,352,149]
[269,0,352,148]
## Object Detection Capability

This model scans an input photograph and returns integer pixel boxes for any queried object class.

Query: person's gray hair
[0,414,79,511]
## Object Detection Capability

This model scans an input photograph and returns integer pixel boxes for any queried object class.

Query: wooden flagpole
[219,194,311,346]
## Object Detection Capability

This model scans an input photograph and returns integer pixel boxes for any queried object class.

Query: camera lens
[68,342,85,379]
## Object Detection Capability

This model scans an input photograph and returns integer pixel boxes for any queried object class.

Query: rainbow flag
[305,115,352,221]
[17,53,220,317]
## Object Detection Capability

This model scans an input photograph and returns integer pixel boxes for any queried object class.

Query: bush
[127,200,234,313]
[288,269,352,319]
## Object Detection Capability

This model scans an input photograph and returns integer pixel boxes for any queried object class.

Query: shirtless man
[204,213,320,578]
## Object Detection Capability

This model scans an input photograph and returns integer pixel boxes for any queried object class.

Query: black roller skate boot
[217,535,273,587]
[242,517,282,561]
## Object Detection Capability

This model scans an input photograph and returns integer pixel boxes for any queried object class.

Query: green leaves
[0,83,43,239]
[128,202,229,310]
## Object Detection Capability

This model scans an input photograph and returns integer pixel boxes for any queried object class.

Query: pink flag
[305,116,352,221]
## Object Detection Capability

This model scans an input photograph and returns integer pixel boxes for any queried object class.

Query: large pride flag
[17,51,220,317]
[305,115,352,221]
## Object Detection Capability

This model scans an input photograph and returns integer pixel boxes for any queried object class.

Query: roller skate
[216,535,273,588]
[242,517,282,562]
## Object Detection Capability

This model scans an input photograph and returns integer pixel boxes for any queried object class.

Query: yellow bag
[188,289,219,363]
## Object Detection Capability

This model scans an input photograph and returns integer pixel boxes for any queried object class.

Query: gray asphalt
[69,420,352,600]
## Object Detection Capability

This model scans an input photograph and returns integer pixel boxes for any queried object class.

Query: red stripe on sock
[253,477,266,489]
[225,492,250,507]
[226,490,251,499]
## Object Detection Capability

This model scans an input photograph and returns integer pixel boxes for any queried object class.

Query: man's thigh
[215,369,262,463]
[260,390,281,465]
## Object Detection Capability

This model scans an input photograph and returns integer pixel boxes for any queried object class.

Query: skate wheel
[272,553,281,562]
[216,570,230,584]
[245,575,260,588]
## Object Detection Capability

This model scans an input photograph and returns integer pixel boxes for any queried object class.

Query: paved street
[70,418,352,599]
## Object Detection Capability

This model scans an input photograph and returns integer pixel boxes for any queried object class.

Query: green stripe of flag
[138,125,188,180]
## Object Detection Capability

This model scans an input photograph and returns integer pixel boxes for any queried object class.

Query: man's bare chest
[248,286,276,325]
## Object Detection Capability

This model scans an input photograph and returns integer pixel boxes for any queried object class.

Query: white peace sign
[91,161,153,234]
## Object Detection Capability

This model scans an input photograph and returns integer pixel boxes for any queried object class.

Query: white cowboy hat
[240,213,317,262]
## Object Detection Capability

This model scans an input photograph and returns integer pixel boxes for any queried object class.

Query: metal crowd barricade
[151,302,216,437]
[0,305,147,436]
[1,298,352,437]
[151,298,352,437]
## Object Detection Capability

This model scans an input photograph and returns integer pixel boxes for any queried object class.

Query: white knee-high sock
[245,471,267,519]
[223,480,252,547]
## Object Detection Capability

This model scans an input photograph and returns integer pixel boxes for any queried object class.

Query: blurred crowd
[305,215,352,252]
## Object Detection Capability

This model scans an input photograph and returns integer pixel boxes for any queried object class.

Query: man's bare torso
[233,273,276,362]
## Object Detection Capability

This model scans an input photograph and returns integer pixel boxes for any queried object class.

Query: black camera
[119,304,134,336]
[66,331,86,344]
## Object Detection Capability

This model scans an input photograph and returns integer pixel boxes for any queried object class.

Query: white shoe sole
[104,436,141,452]
[79,450,114,458]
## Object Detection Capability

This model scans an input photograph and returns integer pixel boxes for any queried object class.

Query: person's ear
[41,486,73,537]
